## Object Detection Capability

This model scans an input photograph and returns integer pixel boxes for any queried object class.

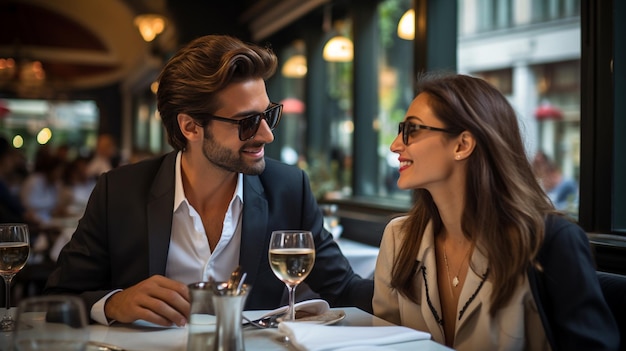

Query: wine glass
[268,230,315,321]
[0,223,30,332]
[12,295,89,351]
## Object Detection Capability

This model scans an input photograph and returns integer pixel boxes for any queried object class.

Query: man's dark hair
[157,35,278,151]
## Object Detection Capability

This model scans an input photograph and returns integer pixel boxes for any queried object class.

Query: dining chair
[597,271,626,351]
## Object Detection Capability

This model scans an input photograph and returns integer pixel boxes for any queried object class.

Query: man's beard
[201,128,265,175]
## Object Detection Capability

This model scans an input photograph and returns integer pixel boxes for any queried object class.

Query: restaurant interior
[0,0,624,328]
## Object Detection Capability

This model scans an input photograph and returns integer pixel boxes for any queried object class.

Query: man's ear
[178,113,202,143]
[453,131,476,161]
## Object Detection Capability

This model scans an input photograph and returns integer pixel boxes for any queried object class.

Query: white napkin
[278,322,431,351]
[259,299,329,319]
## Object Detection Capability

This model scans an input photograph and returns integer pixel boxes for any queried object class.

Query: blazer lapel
[419,224,446,342]
[147,151,177,276]
[455,248,491,332]
[240,174,268,288]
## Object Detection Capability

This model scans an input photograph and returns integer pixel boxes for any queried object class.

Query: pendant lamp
[134,14,166,42]
[397,9,415,40]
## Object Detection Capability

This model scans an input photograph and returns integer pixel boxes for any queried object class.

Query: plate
[290,309,346,325]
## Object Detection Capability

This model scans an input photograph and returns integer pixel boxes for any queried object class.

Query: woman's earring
[455,154,461,160]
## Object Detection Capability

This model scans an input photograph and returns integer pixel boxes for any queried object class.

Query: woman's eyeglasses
[398,121,455,145]
[194,103,283,141]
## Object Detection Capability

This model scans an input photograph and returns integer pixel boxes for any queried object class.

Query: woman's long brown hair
[390,73,557,315]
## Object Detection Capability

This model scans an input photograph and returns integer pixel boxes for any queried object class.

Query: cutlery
[227,265,242,291]
[242,312,286,329]
[236,272,247,295]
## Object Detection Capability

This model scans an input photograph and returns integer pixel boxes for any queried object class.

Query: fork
[242,312,286,329]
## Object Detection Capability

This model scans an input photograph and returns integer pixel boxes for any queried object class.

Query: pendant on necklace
[452,276,460,287]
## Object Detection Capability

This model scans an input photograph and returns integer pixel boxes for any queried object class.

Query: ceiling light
[150,81,159,94]
[323,36,353,62]
[321,6,353,62]
[397,9,415,40]
[134,14,166,42]
[282,55,307,78]
[0,58,16,81]
[0,58,47,97]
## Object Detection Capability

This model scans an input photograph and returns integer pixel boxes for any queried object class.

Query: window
[267,0,621,237]
[458,0,581,219]
[133,92,165,157]
[376,0,414,202]
[0,99,99,162]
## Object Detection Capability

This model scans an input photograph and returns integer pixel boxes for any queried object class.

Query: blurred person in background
[59,156,96,217]
[86,133,118,178]
[532,151,578,212]
[0,136,36,224]
[47,156,96,263]
[20,148,65,225]
[55,143,71,163]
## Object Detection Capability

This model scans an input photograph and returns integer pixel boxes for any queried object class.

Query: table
[94,307,450,350]
[335,238,379,279]
[1,307,452,351]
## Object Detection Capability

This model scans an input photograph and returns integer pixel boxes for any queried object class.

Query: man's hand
[104,275,190,327]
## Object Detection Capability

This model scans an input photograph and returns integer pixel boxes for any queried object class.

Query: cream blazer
[373,216,550,351]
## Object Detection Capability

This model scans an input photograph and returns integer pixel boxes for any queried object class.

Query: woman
[373,73,618,350]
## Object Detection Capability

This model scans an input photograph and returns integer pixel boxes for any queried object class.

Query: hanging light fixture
[397,9,415,40]
[0,58,16,82]
[321,5,353,63]
[0,57,46,98]
[134,14,166,42]
[0,36,46,97]
[282,55,307,78]
[323,36,353,62]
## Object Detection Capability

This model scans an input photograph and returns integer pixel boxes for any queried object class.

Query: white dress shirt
[166,151,243,283]
[91,151,243,324]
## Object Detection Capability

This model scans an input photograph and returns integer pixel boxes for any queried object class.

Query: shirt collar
[173,151,244,213]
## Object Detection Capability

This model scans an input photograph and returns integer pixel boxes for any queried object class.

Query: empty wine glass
[12,295,89,351]
[268,230,315,321]
[0,223,30,331]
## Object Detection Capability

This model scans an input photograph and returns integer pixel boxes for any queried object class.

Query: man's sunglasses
[194,103,283,141]
[398,121,455,145]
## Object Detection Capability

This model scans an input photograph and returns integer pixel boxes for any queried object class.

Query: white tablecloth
[2,307,452,351]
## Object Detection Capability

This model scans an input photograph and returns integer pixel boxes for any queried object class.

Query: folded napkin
[259,299,329,319]
[278,322,431,351]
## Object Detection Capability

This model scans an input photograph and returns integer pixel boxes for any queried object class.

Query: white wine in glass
[269,230,315,321]
[0,223,30,332]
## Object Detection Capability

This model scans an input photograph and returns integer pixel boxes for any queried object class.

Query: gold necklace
[442,244,472,289]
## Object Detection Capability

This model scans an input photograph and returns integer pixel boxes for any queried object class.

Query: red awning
[534,103,563,120]
[0,100,10,119]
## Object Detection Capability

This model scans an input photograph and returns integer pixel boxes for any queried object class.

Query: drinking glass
[0,223,30,331]
[12,295,89,351]
[268,230,315,321]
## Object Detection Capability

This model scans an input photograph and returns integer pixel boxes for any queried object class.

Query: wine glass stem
[3,275,13,317]
[286,284,297,321]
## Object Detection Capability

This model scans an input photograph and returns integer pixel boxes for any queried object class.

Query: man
[45,35,373,327]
